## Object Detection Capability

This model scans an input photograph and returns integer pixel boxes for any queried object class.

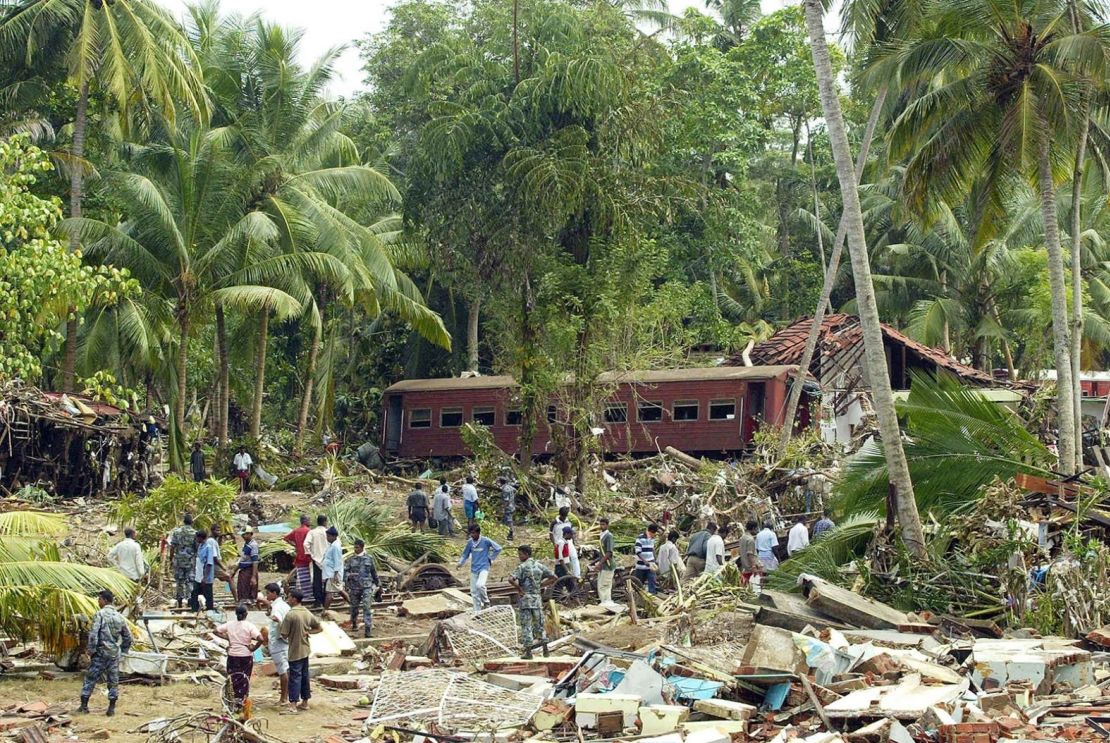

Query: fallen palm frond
[0,510,67,537]
[837,371,1053,516]
[0,513,137,653]
[765,510,881,591]
[642,563,753,617]
[260,497,449,564]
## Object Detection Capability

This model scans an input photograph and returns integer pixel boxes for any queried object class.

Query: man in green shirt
[594,517,617,607]
[278,589,323,712]
[509,545,553,658]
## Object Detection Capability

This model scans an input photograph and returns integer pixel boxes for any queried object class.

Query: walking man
[108,527,148,582]
[407,483,429,532]
[345,538,379,638]
[684,525,709,578]
[705,523,727,576]
[190,442,206,482]
[304,515,329,607]
[500,477,517,542]
[458,524,502,612]
[787,515,810,556]
[262,583,291,704]
[233,446,253,493]
[321,526,344,609]
[756,519,780,571]
[657,529,685,586]
[634,523,659,595]
[433,480,454,537]
[812,508,836,539]
[738,519,761,583]
[78,589,132,716]
[234,528,260,606]
[168,514,197,608]
[462,475,480,528]
[595,517,617,607]
[283,514,312,596]
[278,589,323,712]
[509,545,553,658]
[190,529,215,612]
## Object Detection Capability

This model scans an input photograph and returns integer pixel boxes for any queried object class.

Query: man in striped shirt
[634,524,660,595]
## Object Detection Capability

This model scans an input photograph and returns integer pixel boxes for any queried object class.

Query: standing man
[283,515,312,596]
[738,519,761,583]
[233,446,253,493]
[168,514,197,609]
[787,515,810,556]
[214,603,263,710]
[190,529,215,612]
[433,480,454,537]
[345,538,379,638]
[234,528,260,606]
[656,529,685,586]
[595,517,617,607]
[509,545,553,658]
[108,527,148,582]
[756,519,780,571]
[262,583,291,705]
[458,524,502,612]
[304,515,329,607]
[704,523,727,577]
[634,524,660,595]
[78,589,132,716]
[407,483,429,532]
[551,506,571,576]
[684,526,710,578]
[500,477,517,542]
[190,442,206,482]
[278,589,323,713]
[321,526,344,609]
[812,508,836,539]
[559,526,581,585]
[462,475,480,528]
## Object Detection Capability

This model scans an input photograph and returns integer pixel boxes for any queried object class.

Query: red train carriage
[381,365,813,459]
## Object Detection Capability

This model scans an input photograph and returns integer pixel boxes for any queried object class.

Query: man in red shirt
[283,514,313,595]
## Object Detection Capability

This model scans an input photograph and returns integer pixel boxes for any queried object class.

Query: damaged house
[0,388,157,498]
[733,314,1014,445]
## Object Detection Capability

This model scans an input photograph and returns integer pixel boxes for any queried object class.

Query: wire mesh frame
[442,605,521,662]
[367,669,461,724]
[437,673,545,731]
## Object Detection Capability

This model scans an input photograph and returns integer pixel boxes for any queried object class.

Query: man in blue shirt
[634,523,659,595]
[812,509,836,539]
[190,529,215,612]
[458,524,502,611]
[321,527,344,610]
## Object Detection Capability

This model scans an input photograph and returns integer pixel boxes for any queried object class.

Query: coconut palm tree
[0,511,135,654]
[803,0,927,558]
[887,0,1110,473]
[0,0,209,392]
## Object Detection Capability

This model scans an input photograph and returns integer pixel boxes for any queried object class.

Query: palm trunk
[1070,99,1089,469]
[294,313,323,457]
[250,310,269,440]
[940,270,951,354]
[215,302,230,446]
[804,0,926,558]
[777,83,888,455]
[62,81,90,393]
[173,299,191,473]
[467,296,481,373]
[518,273,537,468]
[1035,114,1077,475]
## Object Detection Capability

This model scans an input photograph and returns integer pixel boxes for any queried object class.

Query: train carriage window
[506,409,523,426]
[604,402,628,423]
[547,405,558,423]
[673,400,699,421]
[637,401,663,422]
[409,409,432,428]
[472,407,496,426]
[709,399,737,420]
[440,408,464,427]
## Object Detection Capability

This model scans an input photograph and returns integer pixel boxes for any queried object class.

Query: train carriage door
[744,382,766,444]
[385,394,403,453]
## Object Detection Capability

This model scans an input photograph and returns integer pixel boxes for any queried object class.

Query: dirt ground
[0,482,569,742]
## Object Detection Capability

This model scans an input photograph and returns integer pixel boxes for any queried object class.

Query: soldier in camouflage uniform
[167,513,197,608]
[79,589,132,716]
[344,539,379,637]
[508,545,553,658]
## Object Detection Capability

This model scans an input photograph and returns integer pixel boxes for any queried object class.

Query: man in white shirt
[108,528,148,581]
[462,476,480,528]
[704,523,727,576]
[551,506,571,576]
[656,530,685,585]
[233,447,253,493]
[303,515,330,607]
[787,515,810,556]
[263,583,291,704]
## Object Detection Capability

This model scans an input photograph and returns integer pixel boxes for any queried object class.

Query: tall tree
[888,0,1110,474]
[804,0,927,557]
[0,0,208,391]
